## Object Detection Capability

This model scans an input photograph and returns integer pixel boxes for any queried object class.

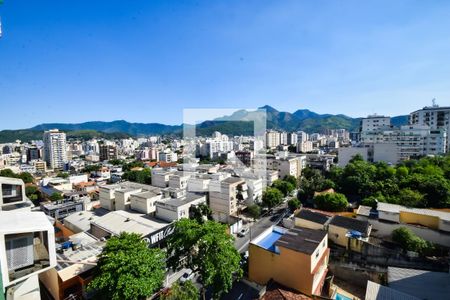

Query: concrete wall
[357,216,450,247]
[399,211,440,230]
[328,224,349,248]
[294,218,325,231]
[338,148,369,167]
[99,188,115,211]
[39,268,60,300]
[378,210,400,223]
[249,243,314,295]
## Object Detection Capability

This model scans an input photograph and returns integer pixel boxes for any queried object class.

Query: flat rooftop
[91,210,171,237]
[252,226,327,255]
[0,211,52,234]
[56,232,105,281]
[296,209,330,225]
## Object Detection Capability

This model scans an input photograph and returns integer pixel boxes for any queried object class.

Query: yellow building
[249,226,329,296]
[328,215,371,252]
[295,209,331,230]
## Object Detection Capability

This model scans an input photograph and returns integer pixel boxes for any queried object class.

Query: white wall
[357,216,450,247]
[338,147,369,167]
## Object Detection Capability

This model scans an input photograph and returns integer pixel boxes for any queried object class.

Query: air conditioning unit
[5,233,34,271]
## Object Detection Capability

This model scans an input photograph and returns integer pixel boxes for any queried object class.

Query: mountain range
[0,105,409,142]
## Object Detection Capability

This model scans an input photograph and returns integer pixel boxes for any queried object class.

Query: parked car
[238,227,250,237]
[179,269,195,283]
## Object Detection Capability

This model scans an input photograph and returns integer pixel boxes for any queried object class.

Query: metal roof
[388,267,450,300]
[365,281,420,300]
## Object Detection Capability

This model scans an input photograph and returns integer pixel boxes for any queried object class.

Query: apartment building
[43,129,68,170]
[267,153,304,179]
[0,176,34,211]
[99,181,162,212]
[151,168,176,188]
[209,177,247,223]
[288,132,298,145]
[266,130,281,148]
[360,115,391,132]
[155,193,206,222]
[249,226,329,296]
[0,211,56,299]
[99,144,118,161]
[409,105,450,152]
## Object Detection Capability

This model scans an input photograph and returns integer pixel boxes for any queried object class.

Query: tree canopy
[88,232,165,300]
[392,227,434,255]
[166,219,242,299]
[262,187,283,208]
[161,281,198,300]
[313,192,348,212]
[122,168,152,184]
[0,169,34,184]
[272,179,295,197]
[300,155,450,208]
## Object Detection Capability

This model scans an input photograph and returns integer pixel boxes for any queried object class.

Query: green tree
[189,203,213,223]
[161,281,198,300]
[122,168,152,184]
[49,192,63,201]
[88,232,165,300]
[166,219,242,299]
[246,204,261,220]
[283,175,298,188]
[25,185,41,202]
[56,172,69,179]
[18,172,34,184]
[392,227,434,255]
[262,187,283,208]
[397,188,424,207]
[287,198,301,212]
[0,169,16,178]
[272,180,295,197]
[83,164,101,173]
[314,192,348,212]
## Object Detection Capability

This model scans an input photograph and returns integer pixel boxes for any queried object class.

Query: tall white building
[409,105,450,152]
[280,132,288,145]
[288,132,298,145]
[360,115,391,132]
[43,129,67,170]
[266,130,280,148]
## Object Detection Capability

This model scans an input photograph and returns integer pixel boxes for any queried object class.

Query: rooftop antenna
[432,98,438,107]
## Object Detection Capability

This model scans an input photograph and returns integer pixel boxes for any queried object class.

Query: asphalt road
[234,202,288,253]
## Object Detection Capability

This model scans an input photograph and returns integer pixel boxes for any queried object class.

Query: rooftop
[329,215,371,236]
[276,227,327,255]
[356,205,372,217]
[222,176,245,185]
[56,232,105,281]
[91,210,170,237]
[377,202,450,221]
[0,211,53,234]
[388,267,450,300]
[252,226,327,255]
[296,209,330,225]
[365,281,419,300]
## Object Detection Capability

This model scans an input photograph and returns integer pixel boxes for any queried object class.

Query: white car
[179,269,195,283]
[238,227,249,237]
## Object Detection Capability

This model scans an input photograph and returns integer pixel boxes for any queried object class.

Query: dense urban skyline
[1,1,450,129]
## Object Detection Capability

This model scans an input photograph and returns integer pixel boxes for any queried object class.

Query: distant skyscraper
[43,129,67,170]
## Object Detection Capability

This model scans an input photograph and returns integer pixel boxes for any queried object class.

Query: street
[234,202,288,253]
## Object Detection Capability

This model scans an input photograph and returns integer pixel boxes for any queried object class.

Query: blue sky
[1,0,450,129]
